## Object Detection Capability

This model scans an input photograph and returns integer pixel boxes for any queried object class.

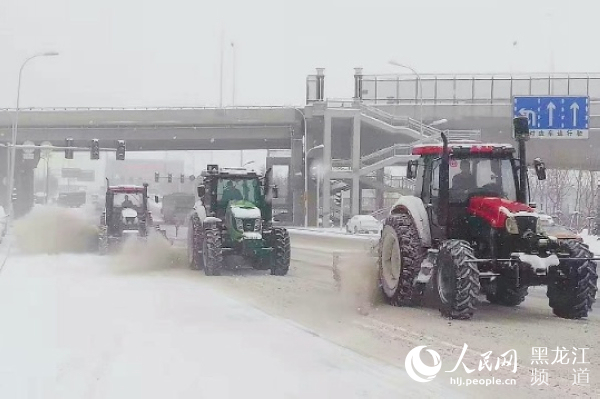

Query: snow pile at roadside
[109,232,186,273]
[12,205,99,254]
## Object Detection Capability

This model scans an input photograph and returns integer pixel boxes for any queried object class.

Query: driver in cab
[452,160,476,191]
[221,180,243,206]
[121,195,134,208]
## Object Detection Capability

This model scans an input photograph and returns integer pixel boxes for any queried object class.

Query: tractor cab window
[112,193,143,208]
[431,157,517,203]
[217,178,260,206]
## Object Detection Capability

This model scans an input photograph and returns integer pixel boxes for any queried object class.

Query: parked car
[346,215,381,234]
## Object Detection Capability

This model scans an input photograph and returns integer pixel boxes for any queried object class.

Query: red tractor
[379,117,598,320]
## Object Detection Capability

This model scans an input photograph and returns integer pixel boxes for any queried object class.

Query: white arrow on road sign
[519,108,537,126]
[547,101,556,126]
[570,102,579,123]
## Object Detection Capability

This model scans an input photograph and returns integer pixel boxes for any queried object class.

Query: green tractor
[187,164,291,276]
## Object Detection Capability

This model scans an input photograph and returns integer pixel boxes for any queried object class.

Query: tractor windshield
[432,157,517,202]
[217,178,261,206]
[112,192,144,208]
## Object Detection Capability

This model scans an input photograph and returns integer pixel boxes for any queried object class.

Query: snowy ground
[0,208,459,399]
[0,207,598,398]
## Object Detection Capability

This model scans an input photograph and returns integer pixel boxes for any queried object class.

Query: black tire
[378,213,425,306]
[547,240,598,319]
[187,216,204,270]
[486,276,529,306]
[436,240,480,320]
[202,225,223,276]
[270,227,291,276]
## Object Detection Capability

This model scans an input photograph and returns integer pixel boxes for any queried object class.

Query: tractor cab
[198,166,270,222]
[409,143,524,243]
[103,184,151,237]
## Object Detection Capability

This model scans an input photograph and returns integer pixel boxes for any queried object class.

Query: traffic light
[180,174,185,184]
[90,139,100,160]
[334,192,342,207]
[116,140,126,161]
[513,116,530,141]
[65,138,74,159]
[155,172,160,183]
[167,173,172,183]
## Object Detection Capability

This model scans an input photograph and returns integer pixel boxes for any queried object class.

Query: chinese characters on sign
[530,347,590,387]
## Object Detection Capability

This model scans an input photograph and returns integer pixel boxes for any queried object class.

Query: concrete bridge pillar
[290,125,304,226]
[13,149,40,218]
[351,114,361,216]
[0,147,9,210]
[322,112,332,227]
[376,168,385,210]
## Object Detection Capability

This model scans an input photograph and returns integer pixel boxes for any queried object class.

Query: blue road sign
[513,96,589,139]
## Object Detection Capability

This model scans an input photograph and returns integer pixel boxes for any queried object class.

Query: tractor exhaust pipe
[439,132,450,238]
[513,116,530,204]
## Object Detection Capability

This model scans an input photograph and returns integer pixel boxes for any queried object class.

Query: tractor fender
[202,216,222,227]
[389,195,432,247]
[191,200,207,223]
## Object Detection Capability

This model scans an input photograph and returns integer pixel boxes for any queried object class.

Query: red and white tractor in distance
[378,116,598,320]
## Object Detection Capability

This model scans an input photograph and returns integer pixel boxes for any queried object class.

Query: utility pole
[219,30,224,108]
[231,41,236,106]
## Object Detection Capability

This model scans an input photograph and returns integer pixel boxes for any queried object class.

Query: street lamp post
[388,60,423,137]
[304,144,324,227]
[6,51,59,218]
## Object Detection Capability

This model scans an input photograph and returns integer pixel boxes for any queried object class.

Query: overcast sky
[2,0,596,109]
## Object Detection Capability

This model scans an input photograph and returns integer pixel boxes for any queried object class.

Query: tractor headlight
[505,217,519,235]
[235,218,244,231]
[254,218,262,232]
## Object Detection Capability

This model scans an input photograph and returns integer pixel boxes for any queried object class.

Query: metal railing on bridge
[358,72,600,105]
[323,99,481,142]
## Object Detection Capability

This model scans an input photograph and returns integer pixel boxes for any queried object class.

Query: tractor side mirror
[197,185,206,198]
[154,195,159,203]
[533,158,546,180]
[406,160,418,179]
[273,186,279,198]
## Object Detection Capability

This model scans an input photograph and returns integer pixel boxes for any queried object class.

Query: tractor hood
[122,208,138,218]
[468,197,534,229]
[229,200,261,219]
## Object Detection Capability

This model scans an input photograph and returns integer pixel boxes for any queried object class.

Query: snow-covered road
[0,249,460,399]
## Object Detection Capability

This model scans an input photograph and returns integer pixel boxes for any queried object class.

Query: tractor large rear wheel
[270,227,291,276]
[435,240,480,320]
[202,225,223,276]
[547,240,598,319]
[378,213,425,306]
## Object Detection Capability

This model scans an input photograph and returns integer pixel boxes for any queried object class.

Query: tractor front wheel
[98,226,109,256]
[486,276,529,306]
[202,225,223,276]
[547,240,598,319]
[188,216,204,270]
[270,227,291,276]
[435,240,480,320]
